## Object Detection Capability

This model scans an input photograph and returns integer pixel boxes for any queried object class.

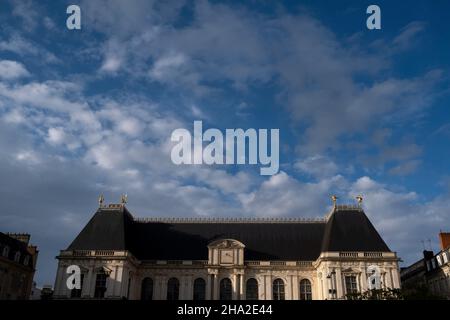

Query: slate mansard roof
[67,204,391,261]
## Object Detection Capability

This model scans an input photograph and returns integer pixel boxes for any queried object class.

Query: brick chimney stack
[439,232,450,251]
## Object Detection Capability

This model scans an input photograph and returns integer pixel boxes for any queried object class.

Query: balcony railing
[62,250,127,257]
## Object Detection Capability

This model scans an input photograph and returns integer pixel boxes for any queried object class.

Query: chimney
[423,250,434,260]
[439,232,450,251]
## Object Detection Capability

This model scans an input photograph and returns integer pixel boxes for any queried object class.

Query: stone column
[356,273,361,293]
[232,274,238,300]
[313,272,328,300]
[117,266,125,298]
[187,275,193,300]
[387,268,393,289]
[258,276,265,300]
[54,264,65,297]
[206,274,212,300]
[335,268,344,299]
[265,275,272,300]
[213,274,219,300]
[106,266,116,298]
[239,274,244,300]
[292,275,299,300]
[392,268,400,289]
[84,265,94,298]
[161,276,168,300]
[322,272,329,300]
[287,275,293,300]
[360,264,368,293]
[328,272,334,299]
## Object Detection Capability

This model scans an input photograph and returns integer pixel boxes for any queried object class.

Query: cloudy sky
[1,0,450,286]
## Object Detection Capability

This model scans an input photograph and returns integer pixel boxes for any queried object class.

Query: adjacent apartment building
[0,233,38,299]
[401,232,450,299]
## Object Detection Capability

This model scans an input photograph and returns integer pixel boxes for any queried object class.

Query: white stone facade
[54,240,400,300]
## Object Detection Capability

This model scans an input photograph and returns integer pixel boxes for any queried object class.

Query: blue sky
[1,0,450,286]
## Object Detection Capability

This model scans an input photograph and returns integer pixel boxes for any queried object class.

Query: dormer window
[437,255,442,266]
[2,246,9,257]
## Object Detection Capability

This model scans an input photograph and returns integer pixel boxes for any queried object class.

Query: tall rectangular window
[345,276,358,295]
[94,272,108,298]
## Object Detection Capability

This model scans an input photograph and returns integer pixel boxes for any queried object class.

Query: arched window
[14,251,20,262]
[246,278,258,300]
[299,279,312,300]
[193,278,206,300]
[141,278,153,300]
[272,278,285,300]
[220,278,232,300]
[167,278,179,300]
[2,246,9,257]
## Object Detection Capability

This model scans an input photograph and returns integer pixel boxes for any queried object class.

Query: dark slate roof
[67,205,391,261]
[321,208,390,252]
[129,221,326,261]
[68,206,133,251]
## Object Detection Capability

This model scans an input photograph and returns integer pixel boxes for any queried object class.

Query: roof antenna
[421,240,425,251]
[427,238,432,251]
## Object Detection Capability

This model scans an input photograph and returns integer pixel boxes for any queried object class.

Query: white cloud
[388,160,421,176]
[43,17,56,30]
[15,150,40,164]
[0,33,59,63]
[11,0,39,31]
[348,176,448,264]
[77,1,439,158]
[239,171,347,217]
[0,60,30,79]
[46,127,66,145]
[392,21,425,50]
[100,55,122,73]
[117,118,144,137]
[294,155,338,179]
[149,52,187,81]
[3,109,25,124]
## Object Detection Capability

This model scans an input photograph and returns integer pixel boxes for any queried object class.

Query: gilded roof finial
[98,194,104,207]
[331,195,338,208]
[120,194,128,205]
[356,195,363,206]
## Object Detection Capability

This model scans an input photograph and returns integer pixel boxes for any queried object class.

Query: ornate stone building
[53,199,400,300]
[0,233,38,300]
